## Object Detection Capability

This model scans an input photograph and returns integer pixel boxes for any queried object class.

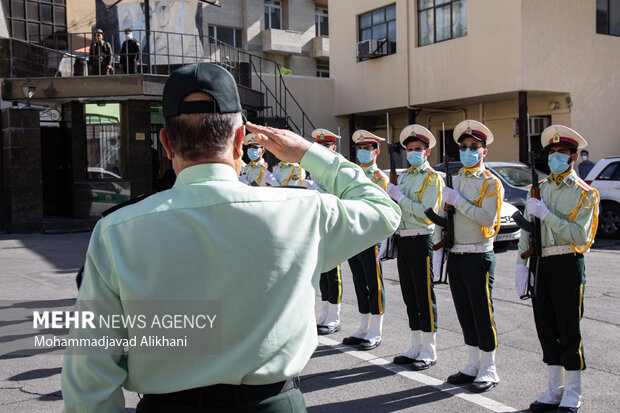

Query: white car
[584,156,620,238]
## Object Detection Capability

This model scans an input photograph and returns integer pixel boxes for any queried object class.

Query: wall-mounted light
[21,85,36,107]
[548,101,560,110]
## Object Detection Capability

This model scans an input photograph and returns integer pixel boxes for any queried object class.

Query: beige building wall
[328,0,620,166]
[66,0,96,34]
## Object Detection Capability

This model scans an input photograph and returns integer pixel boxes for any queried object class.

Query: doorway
[41,126,73,217]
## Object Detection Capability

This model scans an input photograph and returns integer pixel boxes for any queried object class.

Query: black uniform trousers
[533,253,586,371]
[348,244,385,315]
[319,265,342,304]
[447,251,498,352]
[396,234,437,332]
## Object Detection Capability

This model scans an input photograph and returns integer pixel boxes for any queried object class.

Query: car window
[595,162,620,181]
[490,166,547,187]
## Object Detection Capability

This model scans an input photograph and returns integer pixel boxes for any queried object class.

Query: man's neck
[361,162,375,169]
[175,158,236,176]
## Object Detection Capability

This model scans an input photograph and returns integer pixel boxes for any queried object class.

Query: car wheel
[599,203,620,238]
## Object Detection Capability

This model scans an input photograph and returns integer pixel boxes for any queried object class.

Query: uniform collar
[174,163,239,186]
[409,161,429,175]
[551,169,576,187]
[362,164,377,172]
[250,159,265,166]
[460,165,485,177]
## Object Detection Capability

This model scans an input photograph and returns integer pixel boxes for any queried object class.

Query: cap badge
[320,134,324,139]
[552,133,560,143]
[466,127,472,134]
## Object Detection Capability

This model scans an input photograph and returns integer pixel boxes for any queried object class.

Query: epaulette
[482,170,493,179]
[426,166,437,175]
[575,177,593,191]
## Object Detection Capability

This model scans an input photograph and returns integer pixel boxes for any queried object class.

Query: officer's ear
[233,124,245,158]
[159,128,174,160]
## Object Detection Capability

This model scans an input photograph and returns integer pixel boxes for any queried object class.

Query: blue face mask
[548,152,570,175]
[357,149,373,164]
[407,151,425,167]
[247,148,260,161]
[459,148,480,168]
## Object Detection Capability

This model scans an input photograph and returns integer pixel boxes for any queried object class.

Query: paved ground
[1,232,619,412]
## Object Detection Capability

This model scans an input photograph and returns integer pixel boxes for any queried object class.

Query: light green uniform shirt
[397,162,444,230]
[517,169,599,265]
[362,164,388,191]
[61,143,401,413]
[433,165,504,250]
[272,162,305,187]
[241,159,272,186]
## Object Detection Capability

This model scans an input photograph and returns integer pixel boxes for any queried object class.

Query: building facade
[328,0,620,169]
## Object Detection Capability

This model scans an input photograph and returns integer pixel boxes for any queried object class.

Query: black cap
[124,27,133,34]
[162,63,242,117]
[95,29,103,34]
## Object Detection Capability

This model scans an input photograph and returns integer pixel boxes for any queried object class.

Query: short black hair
[403,137,429,149]
[357,142,378,150]
[580,150,589,155]
[164,112,241,161]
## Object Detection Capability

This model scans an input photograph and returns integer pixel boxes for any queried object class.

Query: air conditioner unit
[513,116,551,137]
[356,39,388,59]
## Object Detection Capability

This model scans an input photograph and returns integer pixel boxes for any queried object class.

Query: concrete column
[1,107,43,232]
[121,100,153,197]
[64,101,91,219]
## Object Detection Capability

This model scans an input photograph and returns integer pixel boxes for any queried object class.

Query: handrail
[10,29,316,138]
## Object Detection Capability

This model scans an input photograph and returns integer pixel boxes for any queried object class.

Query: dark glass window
[315,8,328,37]
[264,0,281,30]
[208,25,242,48]
[418,0,466,46]
[316,61,329,77]
[5,0,66,43]
[358,4,396,57]
[597,0,620,36]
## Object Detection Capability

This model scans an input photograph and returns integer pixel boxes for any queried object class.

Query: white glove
[432,248,444,281]
[527,197,550,220]
[443,187,461,205]
[515,264,532,298]
[303,179,318,190]
[377,239,388,262]
[386,183,405,203]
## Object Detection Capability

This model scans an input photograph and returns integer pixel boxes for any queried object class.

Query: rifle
[511,115,541,299]
[424,123,453,284]
[387,113,398,185]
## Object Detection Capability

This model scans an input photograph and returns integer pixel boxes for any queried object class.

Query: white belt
[397,228,432,237]
[450,244,493,254]
[541,245,578,257]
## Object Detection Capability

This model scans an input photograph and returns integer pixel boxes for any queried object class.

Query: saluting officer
[342,130,388,350]
[272,159,305,187]
[386,125,443,370]
[434,120,504,393]
[515,126,599,413]
[241,133,276,186]
[311,128,344,335]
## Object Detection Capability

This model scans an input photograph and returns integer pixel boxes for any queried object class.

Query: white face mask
[581,155,588,162]
[126,33,133,39]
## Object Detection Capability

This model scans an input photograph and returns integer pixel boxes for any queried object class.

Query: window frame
[316,61,329,78]
[597,0,620,37]
[417,0,467,47]
[264,0,282,30]
[3,0,67,44]
[357,3,397,58]
[315,7,328,37]
[208,25,242,48]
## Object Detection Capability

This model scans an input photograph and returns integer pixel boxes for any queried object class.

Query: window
[315,7,328,37]
[3,0,67,44]
[358,4,396,54]
[208,25,242,48]
[596,162,620,181]
[418,0,466,46]
[316,62,329,77]
[597,0,620,36]
[264,0,281,30]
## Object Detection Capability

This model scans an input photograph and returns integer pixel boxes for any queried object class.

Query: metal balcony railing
[5,30,315,138]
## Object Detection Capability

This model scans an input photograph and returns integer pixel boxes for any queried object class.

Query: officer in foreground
[310,128,344,335]
[386,125,443,370]
[61,63,401,412]
[342,130,389,350]
[241,132,276,186]
[433,120,503,393]
[516,125,599,413]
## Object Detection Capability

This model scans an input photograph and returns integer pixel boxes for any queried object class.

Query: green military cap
[162,63,242,117]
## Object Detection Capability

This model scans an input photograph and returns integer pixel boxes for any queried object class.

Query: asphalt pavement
[0,232,618,413]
